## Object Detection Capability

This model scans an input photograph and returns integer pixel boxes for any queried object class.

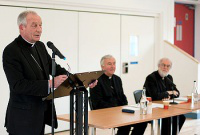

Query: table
[57,105,192,135]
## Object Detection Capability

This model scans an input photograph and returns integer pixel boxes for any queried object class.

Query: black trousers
[9,101,48,135]
[9,128,44,135]
[161,114,186,135]
[117,122,148,135]
[9,120,45,135]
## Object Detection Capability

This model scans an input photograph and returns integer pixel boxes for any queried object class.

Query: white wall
[195,5,200,61]
[0,0,175,134]
[163,41,200,97]
[78,12,121,74]
[0,0,175,43]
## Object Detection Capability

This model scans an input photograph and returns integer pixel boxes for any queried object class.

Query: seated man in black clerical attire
[144,58,186,135]
[90,54,147,135]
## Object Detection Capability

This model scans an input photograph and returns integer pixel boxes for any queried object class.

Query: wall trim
[0,0,161,17]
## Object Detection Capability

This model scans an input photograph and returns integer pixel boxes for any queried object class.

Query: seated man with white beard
[144,58,185,135]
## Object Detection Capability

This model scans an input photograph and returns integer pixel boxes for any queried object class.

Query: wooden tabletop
[57,105,192,129]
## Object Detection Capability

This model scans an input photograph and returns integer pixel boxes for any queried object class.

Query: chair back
[133,90,143,104]
[88,96,94,110]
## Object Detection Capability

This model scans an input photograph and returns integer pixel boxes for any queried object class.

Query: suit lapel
[112,76,120,97]
[21,47,43,79]
[35,44,49,79]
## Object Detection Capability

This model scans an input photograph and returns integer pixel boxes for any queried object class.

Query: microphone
[47,41,66,60]
[165,76,178,104]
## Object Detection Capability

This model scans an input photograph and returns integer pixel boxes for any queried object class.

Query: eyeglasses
[160,63,171,68]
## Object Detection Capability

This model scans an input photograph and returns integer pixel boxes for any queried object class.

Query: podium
[47,70,104,135]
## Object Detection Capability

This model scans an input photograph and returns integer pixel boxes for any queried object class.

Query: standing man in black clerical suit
[90,55,147,135]
[144,58,186,135]
[2,10,97,135]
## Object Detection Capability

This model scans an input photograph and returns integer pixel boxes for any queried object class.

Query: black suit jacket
[3,35,68,135]
[90,74,128,110]
[144,71,180,101]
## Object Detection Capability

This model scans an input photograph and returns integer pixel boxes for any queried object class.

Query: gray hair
[17,10,38,26]
[100,55,114,66]
[158,57,172,67]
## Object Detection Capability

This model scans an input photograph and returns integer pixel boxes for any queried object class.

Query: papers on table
[174,97,188,102]
[167,97,188,103]
[127,103,164,110]
[129,104,140,108]
[124,104,140,110]
[152,103,164,108]
[125,97,189,111]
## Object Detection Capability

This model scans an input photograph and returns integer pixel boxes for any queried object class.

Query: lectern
[47,70,104,135]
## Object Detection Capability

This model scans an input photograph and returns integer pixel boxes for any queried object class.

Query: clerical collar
[103,74,112,79]
[21,36,35,47]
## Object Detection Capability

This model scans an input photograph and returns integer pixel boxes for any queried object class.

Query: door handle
[122,62,128,74]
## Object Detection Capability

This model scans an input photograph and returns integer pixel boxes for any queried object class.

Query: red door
[174,3,194,56]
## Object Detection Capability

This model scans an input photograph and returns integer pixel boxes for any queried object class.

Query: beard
[158,69,168,78]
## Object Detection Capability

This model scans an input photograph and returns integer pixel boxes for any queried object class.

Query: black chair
[133,90,143,104]
[88,96,94,110]
[133,90,155,135]
[88,97,96,135]
[88,97,116,135]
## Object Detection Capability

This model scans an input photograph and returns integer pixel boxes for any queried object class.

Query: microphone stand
[47,41,66,135]
[170,85,178,104]
[51,52,56,135]
[165,76,178,104]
